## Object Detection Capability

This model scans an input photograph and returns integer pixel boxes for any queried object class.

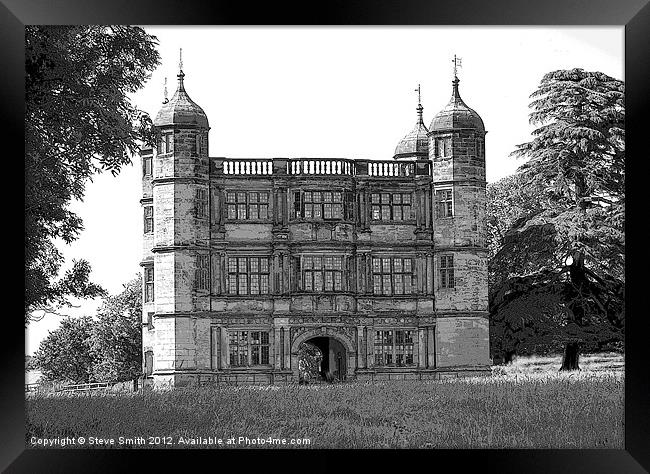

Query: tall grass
[505,352,624,373]
[26,375,623,448]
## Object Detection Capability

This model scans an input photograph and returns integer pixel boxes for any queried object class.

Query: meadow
[25,353,624,449]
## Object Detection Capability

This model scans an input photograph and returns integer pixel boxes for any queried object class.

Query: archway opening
[298,336,347,382]
[298,342,323,384]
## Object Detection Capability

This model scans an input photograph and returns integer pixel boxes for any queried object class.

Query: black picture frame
[6,0,648,472]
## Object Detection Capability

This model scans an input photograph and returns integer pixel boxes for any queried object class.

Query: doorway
[298,336,347,382]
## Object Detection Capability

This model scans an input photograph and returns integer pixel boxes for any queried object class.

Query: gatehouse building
[140,59,491,387]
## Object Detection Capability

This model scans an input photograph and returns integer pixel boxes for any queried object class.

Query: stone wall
[435,316,491,367]
[434,249,488,311]
[433,182,486,247]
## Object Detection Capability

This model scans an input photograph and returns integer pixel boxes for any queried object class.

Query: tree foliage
[90,277,143,382]
[33,316,96,384]
[490,286,566,361]
[489,69,625,367]
[32,276,144,384]
[486,174,543,261]
[511,68,625,280]
[25,26,160,322]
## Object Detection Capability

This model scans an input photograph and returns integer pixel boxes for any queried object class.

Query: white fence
[25,379,139,395]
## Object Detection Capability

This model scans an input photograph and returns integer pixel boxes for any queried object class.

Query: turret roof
[429,77,484,133]
[154,69,209,128]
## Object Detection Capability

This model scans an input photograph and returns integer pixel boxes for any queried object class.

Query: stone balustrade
[222,159,274,176]
[215,157,430,178]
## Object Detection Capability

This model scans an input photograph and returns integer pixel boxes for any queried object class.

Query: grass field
[25,353,624,449]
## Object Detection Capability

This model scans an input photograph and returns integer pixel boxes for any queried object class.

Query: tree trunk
[560,250,587,371]
[560,340,580,371]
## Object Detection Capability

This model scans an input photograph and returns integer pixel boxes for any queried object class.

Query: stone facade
[140,69,490,388]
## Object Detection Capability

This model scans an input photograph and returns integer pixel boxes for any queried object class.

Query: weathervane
[453,54,463,79]
[163,77,169,104]
[177,48,185,83]
[414,83,423,121]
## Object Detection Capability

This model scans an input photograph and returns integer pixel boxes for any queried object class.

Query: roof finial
[163,77,169,104]
[414,83,423,123]
[452,54,462,80]
[451,55,463,100]
[177,48,185,89]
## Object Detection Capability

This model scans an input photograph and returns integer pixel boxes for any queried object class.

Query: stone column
[282,253,290,295]
[357,188,364,228]
[416,253,425,294]
[356,325,365,369]
[273,327,282,370]
[268,328,276,370]
[276,327,283,369]
[363,188,371,230]
[283,327,291,369]
[356,254,363,294]
[211,326,221,370]
[281,188,288,226]
[429,182,436,229]
[209,186,224,235]
[363,326,369,368]
[220,326,228,369]
[426,252,434,295]
[427,326,436,368]
[211,252,221,295]
[418,328,427,368]
[366,326,374,367]
[272,252,280,294]
[424,187,432,230]
[346,254,356,293]
[220,253,227,295]
[422,187,428,229]
[273,188,280,226]
[414,188,422,229]
[365,253,371,294]
[358,253,365,294]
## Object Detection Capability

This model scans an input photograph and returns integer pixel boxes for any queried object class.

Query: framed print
[8,0,649,472]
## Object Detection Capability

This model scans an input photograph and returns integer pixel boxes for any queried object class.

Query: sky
[25,26,624,356]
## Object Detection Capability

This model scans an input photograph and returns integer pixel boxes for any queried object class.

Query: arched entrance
[291,327,356,381]
[298,337,347,381]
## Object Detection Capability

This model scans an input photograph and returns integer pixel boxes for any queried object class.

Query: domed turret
[429,77,484,133]
[154,63,208,129]
[394,85,429,160]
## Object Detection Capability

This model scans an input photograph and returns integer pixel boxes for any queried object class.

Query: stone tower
[427,71,491,368]
[141,58,212,387]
